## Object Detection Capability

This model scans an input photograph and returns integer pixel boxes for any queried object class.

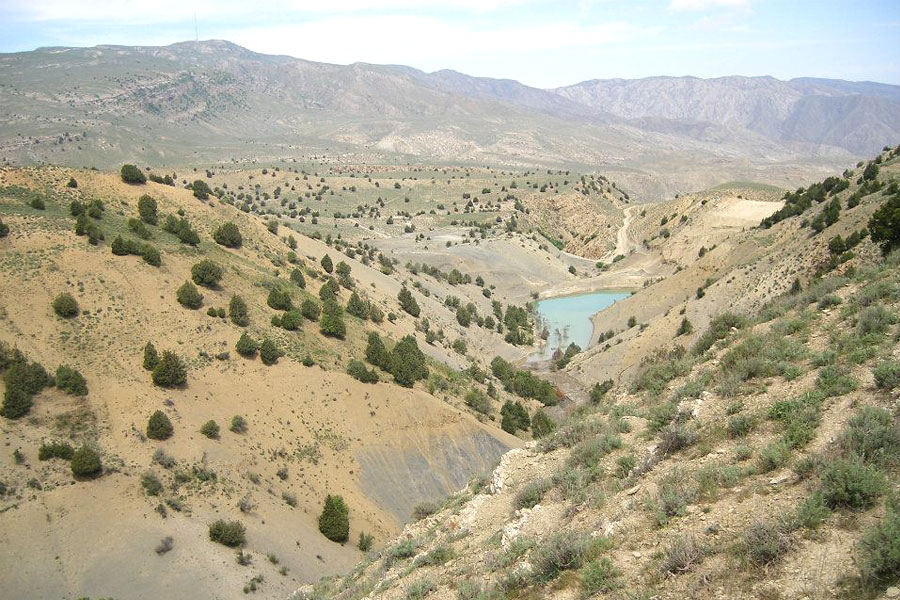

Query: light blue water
[534,291,631,359]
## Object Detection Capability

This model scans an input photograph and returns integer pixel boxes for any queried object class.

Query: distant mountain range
[1,40,898,197]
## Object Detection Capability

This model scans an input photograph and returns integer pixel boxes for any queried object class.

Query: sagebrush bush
[654,469,698,526]
[147,410,173,440]
[208,519,246,547]
[660,535,705,573]
[346,360,378,383]
[873,360,900,390]
[230,415,248,433]
[200,420,220,439]
[857,305,895,336]
[70,445,102,477]
[839,406,900,466]
[52,293,79,318]
[858,493,900,586]
[757,440,791,473]
[141,472,163,496]
[580,557,622,594]
[821,457,885,509]
[514,478,552,510]
[741,520,790,566]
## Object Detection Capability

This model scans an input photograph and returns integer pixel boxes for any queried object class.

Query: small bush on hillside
[300,298,320,321]
[676,318,693,336]
[213,222,242,248]
[757,440,792,473]
[530,532,592,583]
[358,532,374,552]
[346,292,369,319]
[200,420,220,439]
[228,294,250,327]
[857,305,895,336]
[280,309,302,330]
[397,286,420,317]
[38,440,74,461]
[0,217,8,238]
[580,557,622,594]
[147,410,174,440]
[55,365,87,396]
[858,493,900,587]
[52,293,79,318]
[839,407,900,467]
[191,259,224,288]
[191,179,212,200]
[141,472,163,496]
[230,415,248,434]
[137,194,158,225]
[320,299,346,339]
[873,360,900,390]
[70,445,102,477]
[176,281,203,309]
[654,469,698,526]
[868,193,900,255]
[741,520,790,567]
[514,478,552,510]
[120,164,146,184]
[209,520,246,547]
[143,342,159,371]
[151,351,187,388]
[464,389,491,414]
[318,495,349,543]
[259,338,282,366]
[267,286,292,310]
[127,218,152,241]
[347,360,378,383]
[390,336,427,387]
[289,267,306,288]
[692,312,748,355]
[235,333,258,357]
[659,535,705,574]
[531,410,555,438]
[821,457,885,510]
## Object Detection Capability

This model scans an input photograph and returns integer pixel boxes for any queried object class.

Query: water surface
[533,291,630,360]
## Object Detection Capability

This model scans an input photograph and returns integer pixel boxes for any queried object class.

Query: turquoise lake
[533,291,631,359]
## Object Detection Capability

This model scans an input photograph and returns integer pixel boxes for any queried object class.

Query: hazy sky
[1,0,898,88]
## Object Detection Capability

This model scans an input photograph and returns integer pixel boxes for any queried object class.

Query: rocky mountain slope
[2,41,891,198]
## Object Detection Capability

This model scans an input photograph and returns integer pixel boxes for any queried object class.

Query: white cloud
[669,0,751,11]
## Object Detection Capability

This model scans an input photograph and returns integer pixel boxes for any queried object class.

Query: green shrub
[147,410,173,440]
[365,332,390,370]
[580,557,622,594]
[70,445,102,477]
[530,532,592,583]
[320,299,347,339]
[815,365,857,397]
[857,305,895,336]
[259,338,282,366]
[839,407,900,467]
[676,318,693,336]
[347,360,378,383]
[227,295,249,327]
[52,293,79,318]
[38,440,74,461]
[141,472,163,496]
[821,457,886,509]
[873,360,900,390]
[120,164,146,184]
[143,342,159,371]
[230,415,248,433]
[501,400,531,435]
[192,179,212,200]
[300,299,320,321]
[358,532,374,552]
[127,218,152,239]
[727,414,753,438]
[567,432,621,469]
[531,410,555,438]
[162,214,199,245]
[235,333,258,357]
[692,312,748,354]
[632,348,693,396]
[200,420,220,439]
[55,365,88,395]
[514,478,552,510]
[191,259,224,288]
[176,281,203,309]
[390,336,427,387]
[267,286,292,310]
[757,440,791,472]
[868,192,900,255]
[318,494,349,543]
[140,244,161,266]
[0,217,8,238]
[213,222,242,248]
[151,351,187,387]
[290,267,306,288]
[397,286,420,317]
[280,309,302,330]
[412,502,439,521]
[790,492,831,530]
[208,519,246,547]
[858,494,900,586]
[137,194,157,225]
[654,469,698,526]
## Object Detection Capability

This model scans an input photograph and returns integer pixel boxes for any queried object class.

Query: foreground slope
[298,149,900,600]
